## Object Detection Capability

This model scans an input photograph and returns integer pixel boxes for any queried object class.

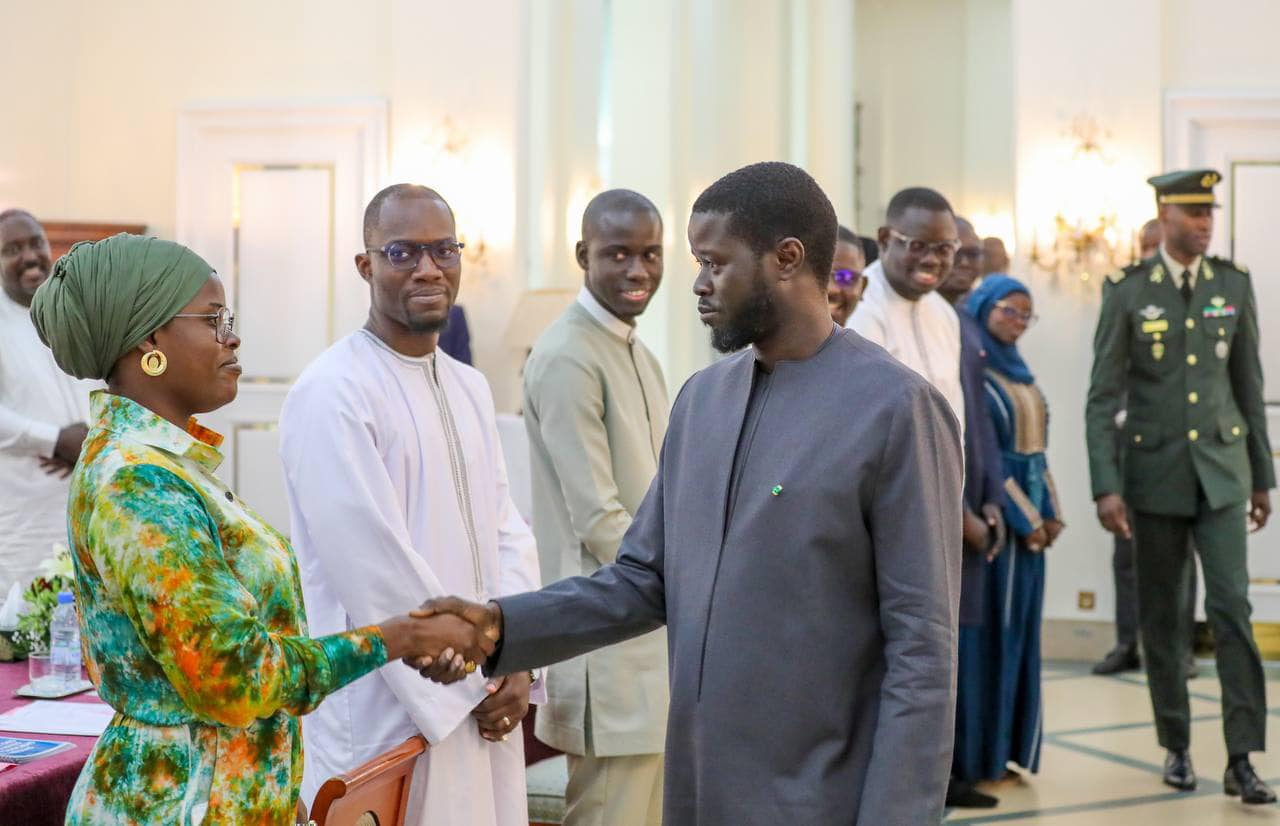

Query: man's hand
[380,611,496,685]
[1025,525,1048,552]
[981,502,1006,561]
[1095,493,1131,539]
[1043,519,1065,547]
[38,456,75,478]
[408,596,504,683]
[1249,490,1272,533]
[471,671,532,742]
[962,510,989,552]
[53,423,88,466]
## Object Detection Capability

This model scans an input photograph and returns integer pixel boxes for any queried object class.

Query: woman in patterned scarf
[31,234,491,825]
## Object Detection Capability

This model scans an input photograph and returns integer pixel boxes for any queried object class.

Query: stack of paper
[0,701,115,737]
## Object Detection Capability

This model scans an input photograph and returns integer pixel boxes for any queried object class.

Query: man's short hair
[0,208,37,226]
[885,187,954,223]
[837,225,860,246]
[581,189,661,239]
[363,184,452,247]
[692,161,837,283]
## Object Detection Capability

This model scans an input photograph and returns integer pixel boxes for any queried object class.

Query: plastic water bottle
[48,591,82,690]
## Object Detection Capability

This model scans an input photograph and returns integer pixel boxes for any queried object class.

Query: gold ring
[501,715,511,728]
[501,734,509,742]
[464,661,477,673]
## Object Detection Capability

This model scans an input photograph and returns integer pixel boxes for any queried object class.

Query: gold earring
[140,350,168,377]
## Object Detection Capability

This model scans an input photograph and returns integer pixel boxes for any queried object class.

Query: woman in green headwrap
[32,234,490,825]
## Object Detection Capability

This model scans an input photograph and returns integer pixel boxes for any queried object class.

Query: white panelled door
[176,102,387,534]
[1166,93,1280,619]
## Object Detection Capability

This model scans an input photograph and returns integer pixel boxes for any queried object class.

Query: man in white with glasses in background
[846,187,965,431]
[281,183,543,826]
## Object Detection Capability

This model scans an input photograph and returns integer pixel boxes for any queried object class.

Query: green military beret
[1147,168,1221,207]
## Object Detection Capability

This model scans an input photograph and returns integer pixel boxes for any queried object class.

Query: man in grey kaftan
[423,162,963,825]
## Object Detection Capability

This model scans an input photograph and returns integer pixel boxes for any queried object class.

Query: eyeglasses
[954,246,982,263]
[993,301,1037,327]
[367,239,466,271]
[172,306,237,343]
[888,229,962,259]
[832,268,862,286]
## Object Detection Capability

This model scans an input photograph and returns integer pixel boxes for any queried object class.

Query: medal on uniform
[1203,296,1237,318]
[1216,340,1229,359]
[1152,341,1165,361]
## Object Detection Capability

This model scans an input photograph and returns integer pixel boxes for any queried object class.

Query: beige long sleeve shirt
[522,290,670,756]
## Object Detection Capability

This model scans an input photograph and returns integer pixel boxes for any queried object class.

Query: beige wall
[1162,0,1280,90]
[0,0,533,409]
[854,0,1014,238]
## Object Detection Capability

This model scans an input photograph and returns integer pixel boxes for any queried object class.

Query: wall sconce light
[421,117,488,268]
[1029,116,1133,285]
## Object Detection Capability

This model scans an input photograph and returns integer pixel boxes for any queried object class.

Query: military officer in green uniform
[1086,168,1276,804]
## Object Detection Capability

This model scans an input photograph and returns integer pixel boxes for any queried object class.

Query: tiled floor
[945,660,1280,824]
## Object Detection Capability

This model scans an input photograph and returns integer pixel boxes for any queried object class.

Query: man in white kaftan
[280,184,543,826]
[0,210,98,593]
[847,187,964,433]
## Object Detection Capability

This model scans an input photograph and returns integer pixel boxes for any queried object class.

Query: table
[0,660,102,826]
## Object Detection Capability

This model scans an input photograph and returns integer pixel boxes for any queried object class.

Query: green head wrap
[30,234,213,380]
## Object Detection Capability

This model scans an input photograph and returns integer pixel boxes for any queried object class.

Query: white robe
[280,329,543,826]
[0,292,99,593]
[846,260,965,437]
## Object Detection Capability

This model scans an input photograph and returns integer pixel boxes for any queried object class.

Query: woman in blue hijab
[954,275,1066,784]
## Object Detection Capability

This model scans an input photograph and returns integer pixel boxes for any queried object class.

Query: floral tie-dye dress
[64,392,388,825]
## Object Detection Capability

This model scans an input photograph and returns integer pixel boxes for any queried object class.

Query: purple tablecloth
[0,660,104,825]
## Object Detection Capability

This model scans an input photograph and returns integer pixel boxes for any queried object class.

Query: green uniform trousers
[1133,500,1266,755]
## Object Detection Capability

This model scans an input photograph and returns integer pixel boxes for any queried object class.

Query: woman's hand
[1043,519,1065,547]
[379,613,495,685]
[1025,525,1048,552]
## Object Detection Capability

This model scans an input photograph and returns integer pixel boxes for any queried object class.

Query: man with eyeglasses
[0,209,100,594]
[1087,169,1275,803]
[847,187,965,433]
[280,183,544,826]
[827,225,867,327]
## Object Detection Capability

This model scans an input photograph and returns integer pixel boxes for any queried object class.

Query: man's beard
[406,307,451,335]
[707,275,778,354]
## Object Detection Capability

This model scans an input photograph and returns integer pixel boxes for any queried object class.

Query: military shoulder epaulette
[1105,262,1142,284]
[1208,255,1249,275]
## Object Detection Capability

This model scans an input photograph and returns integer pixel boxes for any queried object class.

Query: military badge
[1139,305,1165,320]
[1142,320,1169,334]
[1202,296,1237,318]
[1152,342,1165,361]
[1149,263,1165,284]
[1216,340,1229,359]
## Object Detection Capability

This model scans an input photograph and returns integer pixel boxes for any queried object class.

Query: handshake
[380,597,505,684]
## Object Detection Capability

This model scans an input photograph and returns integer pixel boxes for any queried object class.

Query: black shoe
[1224,759,1277,804]
[1163,749,1197,791]
[1185,655,1200,680]
[946,778,998,808]
[1093,645,1140,675]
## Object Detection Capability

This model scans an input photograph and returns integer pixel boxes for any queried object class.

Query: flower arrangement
[11,545,75,656]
